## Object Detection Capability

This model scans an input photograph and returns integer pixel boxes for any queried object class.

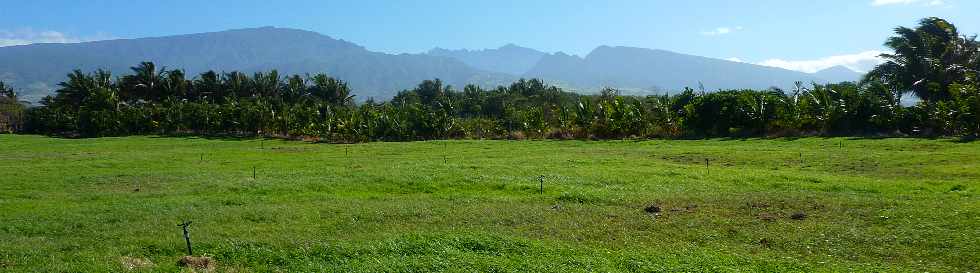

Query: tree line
[1,17,977,140]
[0,81,24,133]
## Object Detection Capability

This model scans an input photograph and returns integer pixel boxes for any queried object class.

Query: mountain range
[0,27,863,102]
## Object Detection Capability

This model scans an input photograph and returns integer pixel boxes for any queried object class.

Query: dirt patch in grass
[758,238,772,248]
[757,212,778,221]
[744,196,819,221]
[269,146,314,153]
[644,203,698,216]
[644,205,661,214]
[790,212,807,220]
[659,153,716,165]
[178,256,214,270]
[747,200,771,209]
[669,204,698,213]
[120,256,154,271]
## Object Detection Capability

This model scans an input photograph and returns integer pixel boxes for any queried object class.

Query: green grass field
[0,135,977,272]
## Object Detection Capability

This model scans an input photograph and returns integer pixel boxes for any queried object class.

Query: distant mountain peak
[425,44,547,75]
[585,45,676,60]
[550,51,580,58]
[219,26,336,38]
[812,65,864,83]
[429,43,538,53]
[817,65,858,73]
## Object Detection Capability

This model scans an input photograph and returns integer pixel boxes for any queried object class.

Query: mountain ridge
[425,44,546,76]
[524,45,823,92]
[0,26,513,101]
[1,27,847,101]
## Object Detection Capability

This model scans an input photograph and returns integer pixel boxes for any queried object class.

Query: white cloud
[757,50,886,73]
[725,57,744,63]
[0,28,111,47]
[701,26,743,36]
[871,0,946,7]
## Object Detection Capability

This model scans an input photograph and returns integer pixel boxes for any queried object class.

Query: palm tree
[251,70,282,98]
[284,74,307,104]
[0,81,23,133]
[0,81,16,103]
[0,81,10,96]
[54,70,106,109]
[121,62,164,102]
[223,71,250,99]
[309,73,354,106]
[192,71,222,102]
[867,17,978,102]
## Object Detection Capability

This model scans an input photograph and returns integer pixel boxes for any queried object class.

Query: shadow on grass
[953,135,978,143]
[13,131,980,143]
[149,133,265,142]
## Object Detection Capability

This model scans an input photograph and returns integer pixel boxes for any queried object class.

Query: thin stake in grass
[346,145,352,173]
[177,221,193,255]
[539,175,544,194]
[839,139,845,161]
[252,166,256,179]
[705,158,710,175]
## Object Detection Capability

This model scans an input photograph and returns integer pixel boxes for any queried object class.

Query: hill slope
[524,46,823,92]
[0,27,512,101]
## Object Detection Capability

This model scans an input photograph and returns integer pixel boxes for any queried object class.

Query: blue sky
[1,0,977,73]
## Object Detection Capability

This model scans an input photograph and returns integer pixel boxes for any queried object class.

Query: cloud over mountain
[758,50,885,73]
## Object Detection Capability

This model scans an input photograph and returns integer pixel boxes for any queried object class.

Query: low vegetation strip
[0,135,977,272]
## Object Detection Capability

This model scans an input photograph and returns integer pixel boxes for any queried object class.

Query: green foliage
[867,17,979,103]
[18,62,980,139]
[0,81,25,133]
[15,18,980,139]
